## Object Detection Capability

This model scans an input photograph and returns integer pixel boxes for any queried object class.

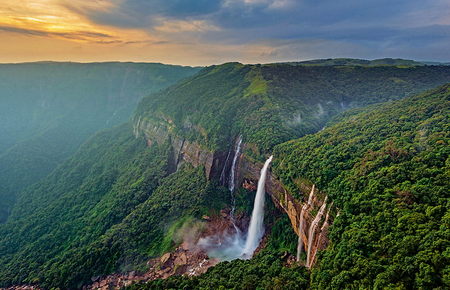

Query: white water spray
[241,155,273,258]
[296,185,315,261]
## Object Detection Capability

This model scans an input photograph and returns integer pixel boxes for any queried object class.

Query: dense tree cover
[287,57,428,67]
[132,203,308,290]
[143,83,449,290]
[0,123,228,288]
[38,165,228,289]
[135,62,450,157]
[273,84,450,288]
[1,63,449,289]
[133,250,309,290]
[0,62,200,222]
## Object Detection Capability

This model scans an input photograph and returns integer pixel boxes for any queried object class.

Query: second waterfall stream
[241,155,273,258]
[197,155,273,261]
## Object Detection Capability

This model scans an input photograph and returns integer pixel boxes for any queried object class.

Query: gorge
[0,61,449,289]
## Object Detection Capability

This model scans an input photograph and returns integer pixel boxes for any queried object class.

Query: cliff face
[238,152,332,267]
[134,117,228,179]
[134,118,331,267]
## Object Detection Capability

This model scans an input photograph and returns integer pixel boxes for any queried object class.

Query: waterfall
[198,154,272,261]
[310,203,333,265]
[320,203,332,232]
[229,136,243,192]
[227,136,243,234]
[219,149,232,185]
[241,155,273,258]
[296,185,315,261]
[306,196,327,268]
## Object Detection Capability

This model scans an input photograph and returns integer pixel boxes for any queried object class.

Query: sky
[0,0,449,66]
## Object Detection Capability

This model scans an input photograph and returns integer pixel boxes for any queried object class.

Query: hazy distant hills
[0,62,199,154]
[0,62,200,222]
[0,60,449,289]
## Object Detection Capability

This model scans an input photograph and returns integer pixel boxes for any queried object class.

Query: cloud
[1,0,449,64]
[63,0,224,29]
[0,25,116,42]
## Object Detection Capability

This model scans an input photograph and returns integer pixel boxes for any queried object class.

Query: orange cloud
[0,0,153,43]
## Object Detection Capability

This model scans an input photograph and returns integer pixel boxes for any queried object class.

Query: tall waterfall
[241,155,273,258]
[306,196,327,268]
[296,185,315,261]
[229,136,243,192]
[227,136,243,234]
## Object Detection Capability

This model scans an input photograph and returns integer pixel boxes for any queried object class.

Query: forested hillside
[273,84,450,288]
[0,123,228,288]
[0,62,449,289]
[135,63,450,153]
[136,83,450,289]
[0,62,200,222]
[288,57,427,66]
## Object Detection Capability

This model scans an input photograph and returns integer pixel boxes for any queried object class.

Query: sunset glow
[0,0,449,65]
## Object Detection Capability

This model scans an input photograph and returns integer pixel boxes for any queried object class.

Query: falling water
[321,203,332,232]
[306,196,327,268]
[227,136,243,234]
[296,185,315,261]
[229,136,243,192]
[219,149,232,185]
[310,203,333,265]
[241,155,273,258]
[197,136,245,261]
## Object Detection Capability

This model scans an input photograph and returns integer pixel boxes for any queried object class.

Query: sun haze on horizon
[1,0,449,66]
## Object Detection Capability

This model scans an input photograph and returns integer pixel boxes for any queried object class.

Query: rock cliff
[134,118,332,267]
[134,117,228,179]
[238,152,332,267]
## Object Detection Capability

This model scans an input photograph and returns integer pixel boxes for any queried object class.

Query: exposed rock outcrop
[84,244,216,290]
[83,210,247,290]
[238,153,333,267]
[135,118,229,179]
[3,286,41,290]
[134,117,333,268]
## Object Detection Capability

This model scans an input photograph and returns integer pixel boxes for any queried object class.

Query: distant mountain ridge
[0,62,200,222]
[135,62,450,154]
[283,57,450,66]
[0,61,449,289]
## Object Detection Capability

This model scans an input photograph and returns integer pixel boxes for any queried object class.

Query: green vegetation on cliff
[1,62,449,289]
[273,84,450,288]
[131,201,307,290]
[0,62,200,222]
[288,57,427,67]
[131,83,449,290]
[135,62,450,156]
[0,123,227,288]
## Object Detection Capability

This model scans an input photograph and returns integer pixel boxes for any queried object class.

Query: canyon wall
[134,119,332,267]
[134,118,229,179]
[238,152,332,267]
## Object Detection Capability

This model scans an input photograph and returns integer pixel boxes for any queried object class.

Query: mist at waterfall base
[197,155,273,261]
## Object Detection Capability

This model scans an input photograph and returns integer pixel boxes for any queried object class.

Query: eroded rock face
[135,118,228,179]
[83,210,249,290]
[134,118,332,267]
[4,286,41,290]
[238,153,332,267]
[84,245,215,290]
